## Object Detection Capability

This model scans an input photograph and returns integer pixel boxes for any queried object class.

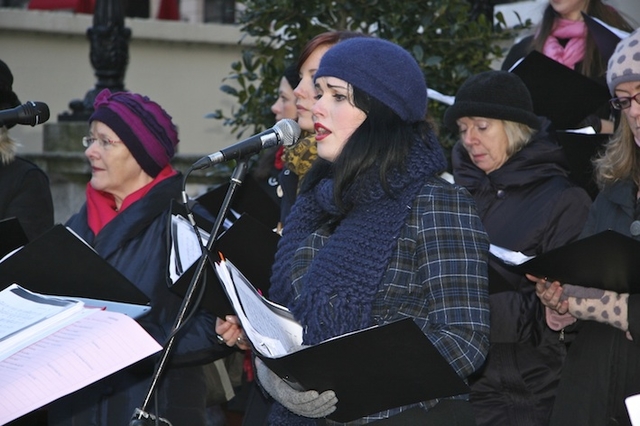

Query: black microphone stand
[130,158,250,426]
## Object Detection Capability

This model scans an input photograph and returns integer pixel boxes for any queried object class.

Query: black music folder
[196,173,281,230]
[499,230,640,294]
[169,200,279,318]
[509,51,611,130]
[582,12,626,64]
[0,224,150,306]
[488,262,516,295]
[214,258,469,422]
[0,217,28,260]
[554,130,608,199]
[259,318,470,422]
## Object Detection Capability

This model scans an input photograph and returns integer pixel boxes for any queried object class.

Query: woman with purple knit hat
[47,89,231,426]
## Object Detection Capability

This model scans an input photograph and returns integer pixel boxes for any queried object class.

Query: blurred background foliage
[211,0,529,159]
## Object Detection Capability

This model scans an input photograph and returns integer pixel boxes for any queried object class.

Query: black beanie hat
[444,70,540,132]
[0,59,21,126]
[283,64,301,91]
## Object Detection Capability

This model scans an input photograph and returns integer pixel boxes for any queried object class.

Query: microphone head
[31,101,50,125]
[274,118,301,147]
[21,101,50,126]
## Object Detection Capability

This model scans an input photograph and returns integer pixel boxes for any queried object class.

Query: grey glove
[561,284,629,332]
[254,357,338,418]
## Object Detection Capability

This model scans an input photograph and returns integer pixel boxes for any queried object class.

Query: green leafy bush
[212,0,526,154]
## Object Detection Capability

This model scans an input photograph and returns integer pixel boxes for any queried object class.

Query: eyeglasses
[82,136,122,149]
[609,93,640,110]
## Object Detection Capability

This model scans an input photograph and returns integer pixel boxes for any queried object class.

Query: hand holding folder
[213,258,470,422]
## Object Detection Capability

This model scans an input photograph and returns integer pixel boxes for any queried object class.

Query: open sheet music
[214,258,303,357]
[0,285,161,424]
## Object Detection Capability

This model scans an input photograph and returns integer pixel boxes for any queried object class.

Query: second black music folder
[0,224,150,306]
[554,130,608,199]
[511,230,640,294]
[196,173,281,231]
[169,204,280,318]
[510,51,611,130]
[0,217,28,260]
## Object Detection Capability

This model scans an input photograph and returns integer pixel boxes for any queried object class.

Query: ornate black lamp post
[59,0,131,121]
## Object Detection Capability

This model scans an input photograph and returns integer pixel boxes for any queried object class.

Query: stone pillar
[59,0,131,122]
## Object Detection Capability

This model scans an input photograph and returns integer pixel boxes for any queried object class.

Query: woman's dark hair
[531,1,633,78]
[301,86,430,213]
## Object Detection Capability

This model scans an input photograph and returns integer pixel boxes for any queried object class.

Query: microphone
[0,101,50,127]
[192,118,301,170]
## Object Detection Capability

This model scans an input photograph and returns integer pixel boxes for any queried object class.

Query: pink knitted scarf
[542,18,587,70]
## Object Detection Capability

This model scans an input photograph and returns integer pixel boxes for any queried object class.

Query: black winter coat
[453,127,592,426]
[48,173,231,426]
[0,156,53,240]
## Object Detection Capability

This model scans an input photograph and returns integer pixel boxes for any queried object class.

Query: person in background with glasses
[530,27,640,426]
[48,88,232,426]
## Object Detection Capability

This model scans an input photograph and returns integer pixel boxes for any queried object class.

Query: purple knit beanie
[89,89,179,177]
[315,37,427,123]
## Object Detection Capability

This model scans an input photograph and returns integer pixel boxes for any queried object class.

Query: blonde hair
[593,114,640,188]
[503,120,536,157]
[0,126,17,165]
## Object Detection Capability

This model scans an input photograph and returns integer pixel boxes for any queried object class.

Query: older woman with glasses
[48,89,230,426]
[531,28,640,426]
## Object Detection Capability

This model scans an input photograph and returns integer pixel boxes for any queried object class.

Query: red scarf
[542,18,587,70]
[86,165,177,235]
[274,145,285,170]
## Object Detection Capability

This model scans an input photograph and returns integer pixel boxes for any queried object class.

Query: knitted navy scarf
[270,131,446,345]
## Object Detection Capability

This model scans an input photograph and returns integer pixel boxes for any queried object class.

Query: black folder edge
[168,201,279,318]
[506,230,640,294]
[582,12,623,64]
[196,173,281,231]
[258,318,470,422]
[0,224,150,305]
[554,130,608,199]
[488,261,516,295]
[510,51,611,129]
[0,217,29,260]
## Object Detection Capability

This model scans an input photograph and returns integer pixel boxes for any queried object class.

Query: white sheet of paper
[489,244,535,266]
[169,214,211,283]
[0,308,161,424]
[214,259,303,357]
[0,284,86,362]
[627,394,640,426]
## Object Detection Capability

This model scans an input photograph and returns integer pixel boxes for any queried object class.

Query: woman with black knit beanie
[446,70,592,426]
[218,37,491,425]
